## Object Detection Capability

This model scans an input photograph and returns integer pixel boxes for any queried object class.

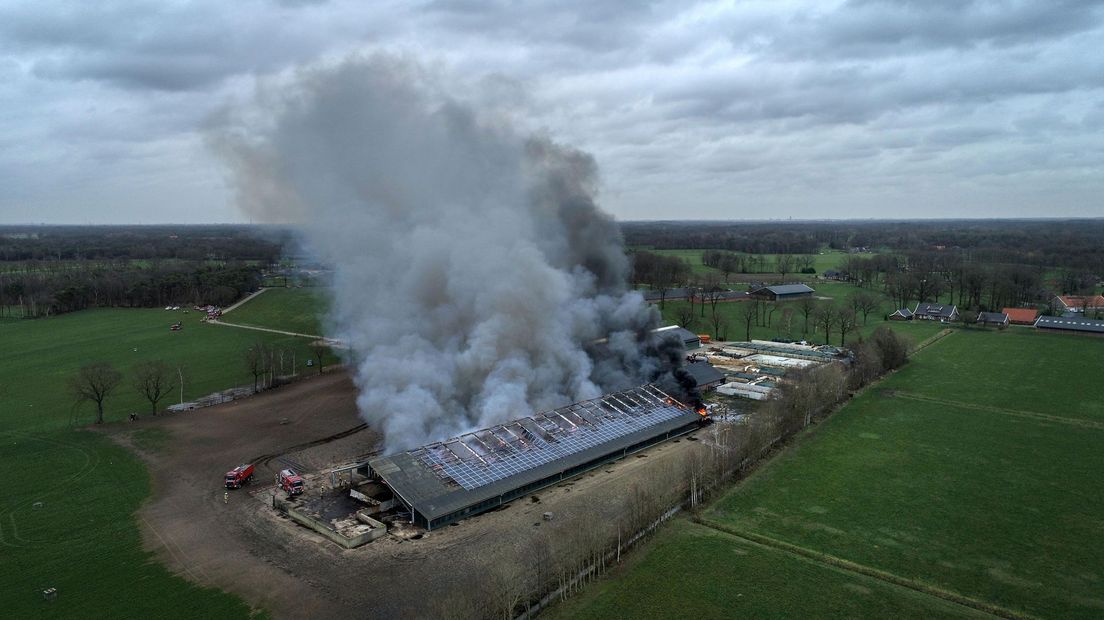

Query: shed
[1033,315,1104,336]
[749,283,815,301]
[654,325,701,350]
[683,362,725,391]
[977,312,1009,327]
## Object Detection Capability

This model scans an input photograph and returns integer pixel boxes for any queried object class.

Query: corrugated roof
[684,362,724,386]
[755,283,815,296]
[369,385,700,522]
[1034,315,1104,334]
[977,312,1008,323]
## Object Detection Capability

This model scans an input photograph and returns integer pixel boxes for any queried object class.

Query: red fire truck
[224,464,255,489]
[277,468,305,496]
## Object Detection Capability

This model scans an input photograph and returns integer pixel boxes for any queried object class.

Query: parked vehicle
[224,463,255,489]
[277,468,305,496]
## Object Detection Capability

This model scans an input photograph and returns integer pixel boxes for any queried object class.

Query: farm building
[1054,295,1104,313]
[367,385,704,530]
[654,325,701,350]
[1034,315,1104,336]
[749,283,815,301]
[1003,307,1038,325]
[683,361,725,391]
[889,308,914,321]
[642,287,692,302]
[914,302,959,322]
[977,312,1009,327]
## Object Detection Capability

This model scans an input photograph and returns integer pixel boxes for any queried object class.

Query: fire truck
[224,464,255,489]
[277,468,305,496]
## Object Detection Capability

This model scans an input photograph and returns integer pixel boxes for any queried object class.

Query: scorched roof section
[410,384,688,492]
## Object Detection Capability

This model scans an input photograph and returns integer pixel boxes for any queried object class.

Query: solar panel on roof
[413,385,690,491]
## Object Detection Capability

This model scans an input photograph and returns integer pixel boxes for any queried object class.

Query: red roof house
[1002,307,1038,325]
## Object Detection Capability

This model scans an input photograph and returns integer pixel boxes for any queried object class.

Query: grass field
[656,280,935,345]
[224,287,329,336]
[554,329,1104,619]
[640,248,855,279]
[0,308,342,617]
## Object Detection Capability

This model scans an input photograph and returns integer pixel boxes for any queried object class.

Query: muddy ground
[108,371,707,619]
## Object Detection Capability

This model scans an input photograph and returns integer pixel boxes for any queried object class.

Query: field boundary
[206,320,322,340]
[910,328,953,354]
[691,517,1036,620]
[891,392,1104,431]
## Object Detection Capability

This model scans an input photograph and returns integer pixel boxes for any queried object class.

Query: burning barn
[367,384,706,530]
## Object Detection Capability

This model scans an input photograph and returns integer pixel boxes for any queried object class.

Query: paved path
[206,319,322,340]
[221,287,269,315]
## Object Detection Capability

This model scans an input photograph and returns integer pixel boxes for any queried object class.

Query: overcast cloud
[1,0,1102,223]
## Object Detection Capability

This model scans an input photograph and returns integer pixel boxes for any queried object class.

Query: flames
[696,406,708,417]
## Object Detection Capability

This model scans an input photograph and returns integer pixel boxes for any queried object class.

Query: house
[749,283,815,301]
[888,308,914,321]
[654,325,702,350]
[913,302,959,322]
[822,269,845,281]
[1034,315,1104,336]
[1054,295,1104,313]
[977,311,1009,328]
[683,362,726,391]
[1002,307,1038,325]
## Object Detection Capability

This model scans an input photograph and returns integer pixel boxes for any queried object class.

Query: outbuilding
[683,362,725,391]
[1033,315,1104,336]
[977,312,1009,328]
[749,283,815,301]
[1003,307,1038,325]
[888,308,914,321]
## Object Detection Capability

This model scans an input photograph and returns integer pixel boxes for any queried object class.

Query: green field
[641,248,855,279]
[224,287,329,336]
[0,308,341,617]
[657,281,936,345]
[555,329,1104,619]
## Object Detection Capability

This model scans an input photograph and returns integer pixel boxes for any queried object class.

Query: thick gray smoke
[213,55,690,451]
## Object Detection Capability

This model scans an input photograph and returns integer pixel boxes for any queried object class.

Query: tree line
[69,340,328,423]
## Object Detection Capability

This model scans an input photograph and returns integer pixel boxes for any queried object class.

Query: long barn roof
[369,385,700,522]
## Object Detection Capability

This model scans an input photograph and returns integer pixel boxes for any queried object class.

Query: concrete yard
[108,370,708,619]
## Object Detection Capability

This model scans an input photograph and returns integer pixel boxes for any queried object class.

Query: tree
[852,291,881,325]
[70,362,123,424]
[797,296,817,335]
[738,301,758,341]
[837,307,857,346]
[243,341,272,393]
[308,342,327,375]
[813,305,836,345]
[132,359,175,415]
[776,254,794,279]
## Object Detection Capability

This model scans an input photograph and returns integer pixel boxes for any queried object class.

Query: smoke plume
[213,55,694,451]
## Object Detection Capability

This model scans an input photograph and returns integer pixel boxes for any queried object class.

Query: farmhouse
[1034,315,1104,336]
[1003,307,1038,325]
[914,302,959,322]
[749,283,815,301]
[977,311,1009,327]
[683,361,725,391]
[888,308,913,321]
[367,385,704,530]
[1054,295,1104,313]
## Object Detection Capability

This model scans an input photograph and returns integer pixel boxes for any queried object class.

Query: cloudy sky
[2,0,1102,224]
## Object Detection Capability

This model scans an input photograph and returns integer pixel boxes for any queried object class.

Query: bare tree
[675,304,696,331]
[70,362,123,424]
[797,296,817,335]
[813,304,836,345]
[132,359,175,415]
[738,301,758,341]
[852,290,881,325]
[243,341,272,393]
[837,307,857,346]
[776,254,794,279]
